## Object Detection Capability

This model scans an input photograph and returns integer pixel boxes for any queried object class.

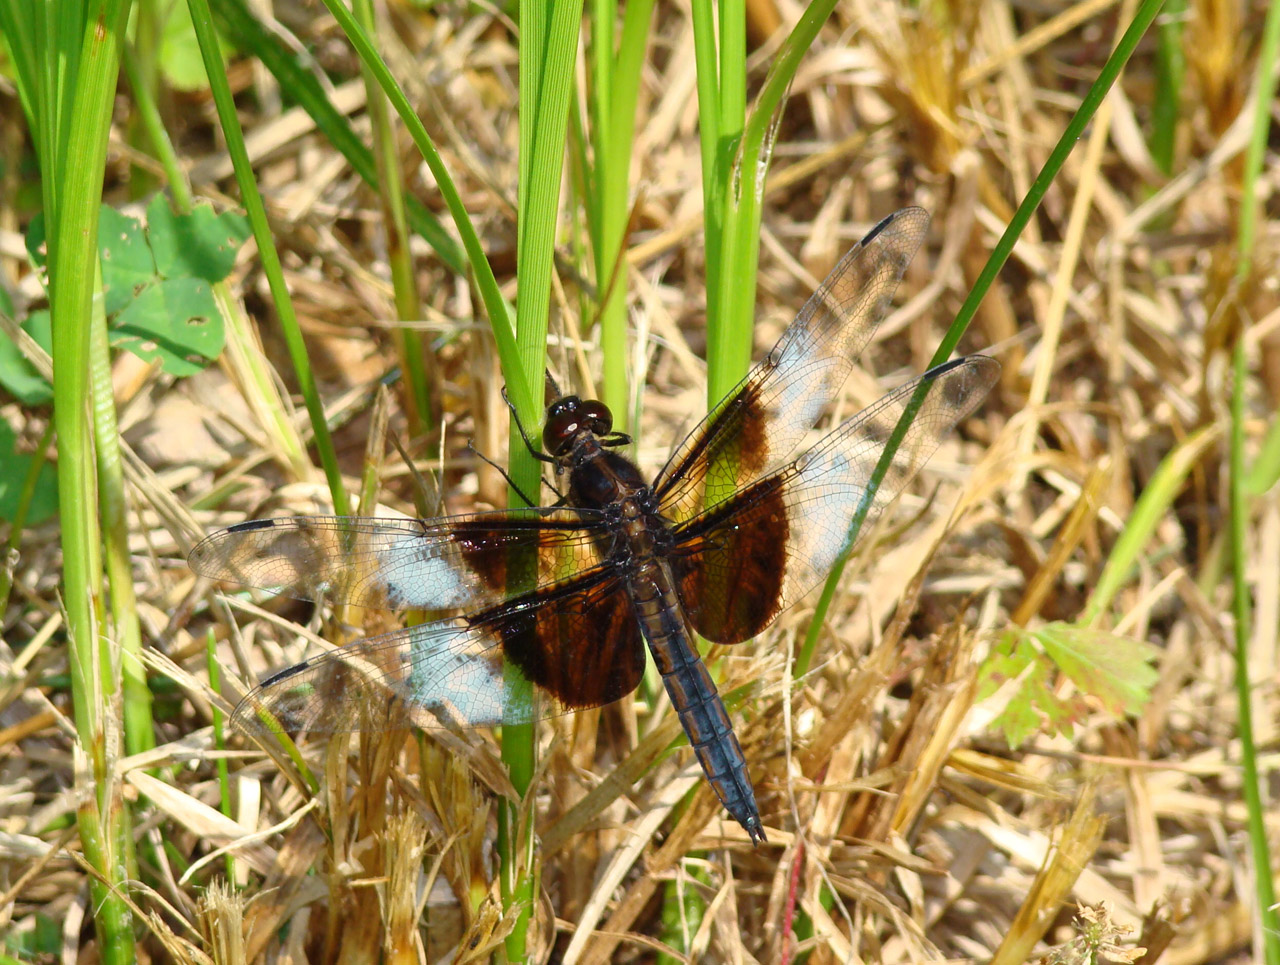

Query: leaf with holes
[147,194,249,283]
[100,206,158,314]
[110,277,224,376]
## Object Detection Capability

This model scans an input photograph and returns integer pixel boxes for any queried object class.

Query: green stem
[186,0,351,517]
[0,420,55,617]
[709,0,840,404]
[316,0,528,416]
[797,0,1169,677]
[42,0,138,959]
[89,276,153,759]
[500,4,583,960]
[351,0,434,441]
[1149,0,1186,175]
[1229,0,1280,953]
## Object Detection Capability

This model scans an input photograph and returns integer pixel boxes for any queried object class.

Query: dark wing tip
[860,205,930,246]
[226,518,280,534]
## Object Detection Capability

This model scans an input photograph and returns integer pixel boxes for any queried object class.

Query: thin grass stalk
[120,42,192,211]
[88,284,153,758]
[690,0,724,317]
[708,0,840,404]
[499,5,584,960]
[206,631,236,884]
[208,0,465,275]
[350,0,434,441]
[121,35,312,476]
[125,0,161,196]
[1081,425,1218,625]
[796,0,1169,677]
[1228,0,1280,954]
[185,0,351,516]
[1150,0,1187,174]
[38,0,138,958]
[591,0,654,428]
[315,0,527,414]
[697,0,749,404]
[1229,339,1280,965]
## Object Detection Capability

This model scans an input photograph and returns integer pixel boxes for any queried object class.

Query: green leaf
[158,0,222,91]
[110,277,224,375]
[1037,623,1160,718]
[0,417,58,525]
[146,194,249,283]
[0,309,53,405]
[979,623,1158,748]
[99,205,157,314]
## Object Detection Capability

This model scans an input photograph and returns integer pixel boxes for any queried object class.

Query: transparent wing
[189,508,607,613]
[673,356,1000,643]
[230,566,645,735]
[654,207,930,525]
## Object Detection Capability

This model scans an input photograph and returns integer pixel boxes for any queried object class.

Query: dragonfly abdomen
[629,562,766,845]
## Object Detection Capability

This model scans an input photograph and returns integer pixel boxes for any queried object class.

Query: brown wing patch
[230,567,646,735]
[673,357,1000,644]
[485,571,644,710]
[674,478,790,643]
[654,208,930,526]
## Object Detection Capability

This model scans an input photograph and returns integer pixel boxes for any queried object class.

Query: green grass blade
[592,0,655,428]
[1081,426,1218,625]
[350,0,434,440]
[500,5,584,960]
[40,0,139,958]
[708,0,840,405]
[314,0,527,415]
[690,0,723,310]
[186,0,352,517]
[1228,0,1280,953]
[208,0,466,275]
[89,284,154,759]
[799,0,1169,676]
[1150,0,1186,174]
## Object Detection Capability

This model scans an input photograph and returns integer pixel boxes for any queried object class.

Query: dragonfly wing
[230,564,645,734]
[672,357,1000,643]
[190,508,606,613]
[653,208,931,525]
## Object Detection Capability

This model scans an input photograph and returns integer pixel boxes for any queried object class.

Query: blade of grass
[206,631,237,884]
[208,0,466,275]
[89,280,153,759]
[1228,0,1280,953]
[690,0,723,303]
[27,0,139,958]
[708,0,840,404]
[1080,425,1218,625]
[797,0,1169,678]
[185,0,351,517]
[350,0,435,442]
[590,0,655,428]
[501,4,584,961]
[1150,0,1187,175]
[314,0,528,416]
[0,419,54,617]
[120,45,313,479]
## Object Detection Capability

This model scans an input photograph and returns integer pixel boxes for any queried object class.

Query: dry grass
[2,0,1279,962]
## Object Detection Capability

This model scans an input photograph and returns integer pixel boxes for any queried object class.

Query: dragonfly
[190,207,999,846]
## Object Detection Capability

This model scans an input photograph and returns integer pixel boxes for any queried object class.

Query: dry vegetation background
[2,0,1280,962]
